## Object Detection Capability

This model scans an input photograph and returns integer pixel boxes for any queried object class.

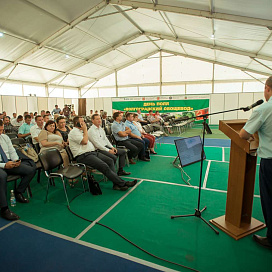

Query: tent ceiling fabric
[0,0,271,88]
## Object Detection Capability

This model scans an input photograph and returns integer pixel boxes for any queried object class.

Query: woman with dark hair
[56,116,71,145]
[38,120,69,166]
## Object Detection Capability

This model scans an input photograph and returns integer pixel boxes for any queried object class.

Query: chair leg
[37,169,41,183]
[61,178,70,207]
[45,178,50,203]
[27,185,32,198]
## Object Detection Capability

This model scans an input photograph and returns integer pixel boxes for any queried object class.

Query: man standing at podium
[240,76,272,250]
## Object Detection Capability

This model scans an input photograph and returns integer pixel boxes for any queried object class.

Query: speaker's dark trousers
[0,160,36,208]
[116,139,143,159]
[98,148,126,170]
[75,151,125,186]
[259,158,272,243]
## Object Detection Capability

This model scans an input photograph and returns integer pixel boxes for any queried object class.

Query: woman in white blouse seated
[133,113,157,154]
[38,120,69,166]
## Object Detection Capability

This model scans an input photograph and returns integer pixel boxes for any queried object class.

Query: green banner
[113,99,208,112]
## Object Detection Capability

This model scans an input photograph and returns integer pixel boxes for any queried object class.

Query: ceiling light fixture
[65,54,70,59]
[210,34,215,40]
[0,32,3,37]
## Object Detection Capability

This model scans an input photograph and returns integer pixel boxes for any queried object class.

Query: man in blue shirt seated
[240,75,272,250]
[125,113,150,162]
[18,115,34,139]
[0,120,36,220]
[111,112,144,164]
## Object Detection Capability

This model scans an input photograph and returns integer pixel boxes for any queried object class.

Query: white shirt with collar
[0,134,19,168]
[11,119,23,126]
[68,127,96,158]
[30,124,43,144]
[88,125,113,152]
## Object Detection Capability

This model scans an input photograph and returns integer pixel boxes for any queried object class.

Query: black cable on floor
[68,192,199,272]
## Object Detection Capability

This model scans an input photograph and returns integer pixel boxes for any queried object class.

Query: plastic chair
[11,138,26,145]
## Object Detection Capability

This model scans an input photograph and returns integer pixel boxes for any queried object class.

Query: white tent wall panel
[94,98,104,112]
[48,98,57,114]
[38,97,48,113]
[27,97,38,114]
[254,92,265,104]
[2,96,16,117]
[103,98,112,115]
[238,93,254,119]
[209,94,224,125]
[162,85,185,95]
[72,99,78,114]
[56,98,65,111]
[86,98,95,114]
[64,99,72,107]
[16,96,27,116]
[224,93,239,120]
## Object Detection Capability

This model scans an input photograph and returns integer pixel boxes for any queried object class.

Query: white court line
[123,176,261,198]
[75,180,144,240]
[202,160,211,189]
[222,147,225,162]
[17,220,178,272]
[0,221,16,232]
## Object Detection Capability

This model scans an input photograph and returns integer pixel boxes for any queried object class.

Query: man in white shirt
[11,115,23,127]
[68,116,137,191]
[30,115,44,145]
[88,114,130,176]
[0,120,36,221]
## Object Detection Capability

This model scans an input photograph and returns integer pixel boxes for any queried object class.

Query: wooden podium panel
[210,120,265,240]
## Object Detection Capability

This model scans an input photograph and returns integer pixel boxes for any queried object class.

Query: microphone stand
[170,106,248,234]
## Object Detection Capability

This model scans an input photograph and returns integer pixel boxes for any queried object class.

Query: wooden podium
[210,120,265,240]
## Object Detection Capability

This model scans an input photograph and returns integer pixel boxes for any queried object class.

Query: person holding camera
[68,116,137,191]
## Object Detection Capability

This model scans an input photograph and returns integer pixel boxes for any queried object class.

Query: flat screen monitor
[174,136,206,167]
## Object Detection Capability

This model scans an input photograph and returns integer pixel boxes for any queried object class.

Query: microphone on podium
[241,99,264,112]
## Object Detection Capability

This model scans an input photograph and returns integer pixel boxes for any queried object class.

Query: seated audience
[30,115,44,145]
[147,110,167,135]
[101,111,110,130]
[30,112,36,124]
[46,111,54,120]
[43,114,50,125]
[111,112,143,164]
[68,116,137,191]
[89,110,93,117]
[3,117,16,134]
[56,116,71,145]
[88,114,130,176]
[18,115,34,139]
[41,110,46,117]
[0,120,36,221]
[137,109,148,125]
[0,113,3,120]
[11,115,23,127]
[133,114,157,154]
[38,120,69,167]
[155,111,173,133]
[125,113,150,161]
[11,113,17,122]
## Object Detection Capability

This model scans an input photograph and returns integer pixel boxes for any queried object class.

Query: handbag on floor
[87,173,102,195]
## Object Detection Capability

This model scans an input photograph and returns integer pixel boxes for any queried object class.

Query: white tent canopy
[0,0,271,92]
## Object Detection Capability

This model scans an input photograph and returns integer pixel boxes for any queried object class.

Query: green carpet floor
[7,141,270,272]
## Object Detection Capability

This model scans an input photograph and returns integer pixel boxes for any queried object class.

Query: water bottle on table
[10,190,16,207]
